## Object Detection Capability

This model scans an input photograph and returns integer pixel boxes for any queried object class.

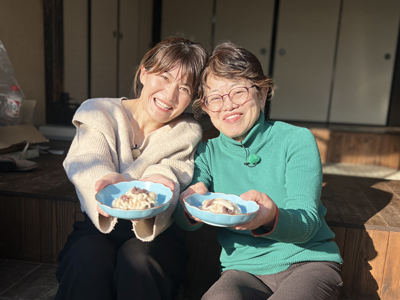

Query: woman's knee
[117,233,187,274]
[202,270,271,300]
[117,238,151,268]
[302,261,343,290]
[314,262,343,300]
[57,235,117,281]
[55,235,118,300]
[277,261,343,300]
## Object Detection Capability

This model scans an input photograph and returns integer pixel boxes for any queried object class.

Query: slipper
[0,156,17,172]
[0,155,37,172]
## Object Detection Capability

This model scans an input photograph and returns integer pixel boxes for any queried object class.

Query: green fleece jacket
[174,112,343,275]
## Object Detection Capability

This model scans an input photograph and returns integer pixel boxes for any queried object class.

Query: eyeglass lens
[206,87,249,111]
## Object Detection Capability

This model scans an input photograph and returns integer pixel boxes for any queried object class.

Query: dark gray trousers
[55,215,189,300]
[202,261,342,300]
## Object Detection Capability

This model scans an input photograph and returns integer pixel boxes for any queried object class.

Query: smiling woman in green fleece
[174,42,343,300]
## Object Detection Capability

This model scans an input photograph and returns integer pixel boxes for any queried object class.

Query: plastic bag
[0,39,25,126]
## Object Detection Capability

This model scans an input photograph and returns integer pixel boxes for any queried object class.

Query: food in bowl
[112,187,157,210]
[201,198,242,215]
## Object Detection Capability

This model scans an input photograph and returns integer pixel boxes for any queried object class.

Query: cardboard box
[0,100,49,155]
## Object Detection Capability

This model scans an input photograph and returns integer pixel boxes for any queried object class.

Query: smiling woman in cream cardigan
[55,37,207,300]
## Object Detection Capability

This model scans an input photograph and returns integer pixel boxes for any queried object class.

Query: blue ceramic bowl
[183,192,259,227]
[96,181,173,220]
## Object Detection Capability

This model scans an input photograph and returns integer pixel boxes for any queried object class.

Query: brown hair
[133,37,208,100]
[193,42,274,119]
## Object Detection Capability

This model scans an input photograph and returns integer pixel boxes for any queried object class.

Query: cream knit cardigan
[63,98,202,241]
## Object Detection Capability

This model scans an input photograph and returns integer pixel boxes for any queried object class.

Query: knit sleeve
[63,123,119,233]
[258,128,323,243]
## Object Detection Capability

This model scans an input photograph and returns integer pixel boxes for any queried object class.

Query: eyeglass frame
[202,85,257,112]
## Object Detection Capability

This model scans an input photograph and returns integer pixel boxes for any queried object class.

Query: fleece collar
[219,111,270,150]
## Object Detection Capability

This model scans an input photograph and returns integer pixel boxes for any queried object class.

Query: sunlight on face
[203,75,266,142]
[139,65,193,125]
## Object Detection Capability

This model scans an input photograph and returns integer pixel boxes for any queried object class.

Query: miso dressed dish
[112,187,157,210]
[201,198,242,215]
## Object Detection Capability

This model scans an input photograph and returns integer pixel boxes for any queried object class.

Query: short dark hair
[193,43,274,119]
[133,37,208,100]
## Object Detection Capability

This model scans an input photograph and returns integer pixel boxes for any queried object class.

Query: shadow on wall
[322,174,399,300]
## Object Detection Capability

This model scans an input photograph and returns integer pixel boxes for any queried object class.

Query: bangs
[145,47,203,94]
[133,37,207,99]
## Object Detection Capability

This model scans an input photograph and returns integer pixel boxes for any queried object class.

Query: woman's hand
[232,190,277,231]
[95,172,127,217]
[141,174,175,192]
[179,182,208,223]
